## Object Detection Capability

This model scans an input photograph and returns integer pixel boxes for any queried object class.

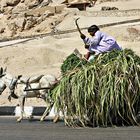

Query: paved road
[0,117,140,140]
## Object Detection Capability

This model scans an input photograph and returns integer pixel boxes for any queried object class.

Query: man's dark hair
[88,25,99,33]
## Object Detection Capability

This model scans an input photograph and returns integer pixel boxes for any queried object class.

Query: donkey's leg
[17,96,25,122]
[53,112,60,123]
[52,99,60,123]
[40,100,53,121]
[40,103,59,123]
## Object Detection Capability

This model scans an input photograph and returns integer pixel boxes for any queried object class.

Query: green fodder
[51,49,140,127]
[61,53,87,74]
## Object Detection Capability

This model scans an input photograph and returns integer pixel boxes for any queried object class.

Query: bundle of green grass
[51,49,140,127]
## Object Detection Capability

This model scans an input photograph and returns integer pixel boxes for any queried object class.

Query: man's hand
[85,44,89,49]
[80,34,86,39]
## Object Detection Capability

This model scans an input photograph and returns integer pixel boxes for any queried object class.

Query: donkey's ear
[0,67,3,75]
[4,67,7,73]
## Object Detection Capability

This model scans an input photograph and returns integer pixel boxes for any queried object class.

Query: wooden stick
[75,18,82,35]
[24,87,51,91]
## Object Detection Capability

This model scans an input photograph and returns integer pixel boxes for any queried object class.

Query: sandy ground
[0,0,140,107]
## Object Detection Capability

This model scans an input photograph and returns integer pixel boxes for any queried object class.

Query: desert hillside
[0,0,140,106]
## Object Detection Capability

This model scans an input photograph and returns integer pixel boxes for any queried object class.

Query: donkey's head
[0,67,20,101]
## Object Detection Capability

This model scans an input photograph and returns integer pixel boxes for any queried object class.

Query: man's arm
[83,31,101,47]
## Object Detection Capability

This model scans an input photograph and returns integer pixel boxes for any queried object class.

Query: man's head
[88,25,99,36]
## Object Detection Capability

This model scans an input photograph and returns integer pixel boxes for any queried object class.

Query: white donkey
[0,67,59,122]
